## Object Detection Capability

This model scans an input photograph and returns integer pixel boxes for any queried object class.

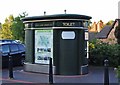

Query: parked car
[0,43,25,68]
[0,39,22,44]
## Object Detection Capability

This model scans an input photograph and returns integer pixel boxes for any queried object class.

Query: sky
[0,0,120,23]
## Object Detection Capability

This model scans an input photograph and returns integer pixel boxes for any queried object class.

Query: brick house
[96,19,119,44]
[89,20,104,33]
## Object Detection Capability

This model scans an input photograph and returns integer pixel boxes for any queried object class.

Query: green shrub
[116,66,120,78]
[89,39,120,67]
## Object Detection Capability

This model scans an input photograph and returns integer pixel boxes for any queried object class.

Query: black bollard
[8,54,14,79]
[49,57,53,84]
[104,59,109,85]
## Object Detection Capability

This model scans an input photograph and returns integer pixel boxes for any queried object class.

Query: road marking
[0,78,33,83]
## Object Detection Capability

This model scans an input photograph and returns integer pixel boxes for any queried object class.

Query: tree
[106,20,114,25]
[11,12,28,43]
[0,22,1,29]
[0,22,2,39]
[0,15,14,39]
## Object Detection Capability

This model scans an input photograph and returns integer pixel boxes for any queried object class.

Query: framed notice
[35,29,53,64]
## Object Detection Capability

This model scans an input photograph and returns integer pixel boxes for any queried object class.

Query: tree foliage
[105,20,114,25]
[11,12,28,43]
[89,39,120,67]
[0,15,14,39]
[0,22,2,29]
[0,12,28,43]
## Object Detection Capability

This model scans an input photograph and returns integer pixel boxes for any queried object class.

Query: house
[95,19,120,44]
[89,20,104,33]
[88,20,105,41]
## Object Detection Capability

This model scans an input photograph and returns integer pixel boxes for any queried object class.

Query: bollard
[8,54,14,79]
[49,57,53,84]
[104,59,109,85]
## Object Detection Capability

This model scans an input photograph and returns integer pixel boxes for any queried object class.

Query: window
[18,44,25,51]
[10,44,19,52]
[1,45,10,53]
[83,21,89,27]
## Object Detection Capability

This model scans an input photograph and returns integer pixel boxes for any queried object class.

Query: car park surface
[1,66,119,84]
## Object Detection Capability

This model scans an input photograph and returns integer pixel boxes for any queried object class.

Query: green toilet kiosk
[22,14,92,75]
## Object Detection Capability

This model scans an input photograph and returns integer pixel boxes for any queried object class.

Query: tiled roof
[89,32,97,41]
[96,25,112,39]
[96,19,120,39]
[89,19,120,40]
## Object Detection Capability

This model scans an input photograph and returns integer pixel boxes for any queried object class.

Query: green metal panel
[59,31,79,75]
[78,30,85,65]
[25,29,34,63]
[53,29,60,74]
[53,29,85,75]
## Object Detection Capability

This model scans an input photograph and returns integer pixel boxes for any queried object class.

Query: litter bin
[22,14,92,75]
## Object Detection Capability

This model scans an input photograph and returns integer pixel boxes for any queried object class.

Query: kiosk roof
[22,14,92,21]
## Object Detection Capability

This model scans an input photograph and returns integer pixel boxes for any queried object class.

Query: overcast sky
[0,0,119,23]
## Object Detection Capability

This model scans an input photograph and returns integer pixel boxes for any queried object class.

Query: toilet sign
[35,29,53,64]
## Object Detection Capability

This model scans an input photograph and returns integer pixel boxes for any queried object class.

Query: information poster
[35,30,53,64]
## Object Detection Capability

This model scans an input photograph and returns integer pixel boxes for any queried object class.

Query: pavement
[1,66,119,85]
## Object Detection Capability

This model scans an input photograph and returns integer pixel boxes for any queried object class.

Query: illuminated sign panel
[62,31,75,39]
[35,29,53,64]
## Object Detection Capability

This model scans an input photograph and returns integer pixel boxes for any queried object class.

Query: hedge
[89,39,120,67]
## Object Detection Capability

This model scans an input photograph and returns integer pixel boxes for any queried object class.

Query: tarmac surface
[1,66,119,85]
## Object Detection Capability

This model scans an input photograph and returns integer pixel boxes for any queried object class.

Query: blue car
[0,39,22,44]
[0,42,25,68]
